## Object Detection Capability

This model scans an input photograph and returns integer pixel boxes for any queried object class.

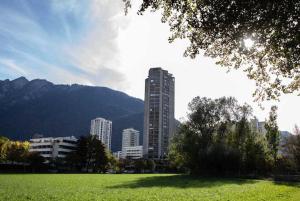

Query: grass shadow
[273,181,300,188]
[108,174,258,189]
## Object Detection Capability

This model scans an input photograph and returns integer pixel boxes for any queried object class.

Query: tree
[86,135,108,172]
[243,131,270,175]
[133,159,146,173]
[65,135,108,173]
[106,151,119,173]
[265,106,280,166]
[6,141,29,163]
[292,125,300,170]
[124,0,300,101]
[284,125,300,172]
[168,96,272,175]
[169,97,240,174]
[26,151,45,172]
[0,136,10,162]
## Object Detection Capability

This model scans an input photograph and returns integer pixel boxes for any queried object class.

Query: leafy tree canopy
[168,96,274,175]
[265,106,280,163]
[124,0,300,101]
[65,135,109,173]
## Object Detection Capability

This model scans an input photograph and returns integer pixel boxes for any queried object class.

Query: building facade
[29,136,77,161]
[122,146,143,159]
[90,117,112,150]
[250,118,267,134]
[143,67,175,159]
[122,128,139,150]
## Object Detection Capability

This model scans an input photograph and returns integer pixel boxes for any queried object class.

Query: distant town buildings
[143,67,175,159]
[90,117,112,150]
[250,118,267,134]
[29,136,77,161]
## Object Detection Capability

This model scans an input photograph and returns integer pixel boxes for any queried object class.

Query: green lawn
[0,174,299,201]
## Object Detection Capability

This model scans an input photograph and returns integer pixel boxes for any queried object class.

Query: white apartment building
[29,136,77,161]
[122,128,139,150]
[90,117,112,150]
[120,128,142,159]
[122,146,143,159]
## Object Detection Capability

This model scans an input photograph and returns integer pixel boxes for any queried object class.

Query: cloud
[2,48,91,86]
[0,0,130,90]
[62,0,130,90]
[51,0,82,13]
[0,58,28,76]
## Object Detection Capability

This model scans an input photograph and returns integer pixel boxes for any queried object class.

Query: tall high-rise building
[122,128,140,149]
[90,117,112,150]
[143,67,175,159]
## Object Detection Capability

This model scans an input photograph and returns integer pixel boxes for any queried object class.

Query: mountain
[279,130,293,145]
[0,77,144,152]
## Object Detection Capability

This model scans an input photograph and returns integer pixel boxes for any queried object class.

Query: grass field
[0,174,299,201]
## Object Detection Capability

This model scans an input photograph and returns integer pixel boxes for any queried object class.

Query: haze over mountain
[0,77,144,152]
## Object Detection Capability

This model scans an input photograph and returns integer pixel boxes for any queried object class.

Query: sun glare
[244,38,254,48]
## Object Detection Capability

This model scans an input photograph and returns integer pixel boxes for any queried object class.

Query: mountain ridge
[0,77,144,152]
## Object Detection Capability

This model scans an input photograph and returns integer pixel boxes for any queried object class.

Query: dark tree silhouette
[26,152,45,172]
[65,135,108,173]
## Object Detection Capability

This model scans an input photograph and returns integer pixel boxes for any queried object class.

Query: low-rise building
[29,136,77,161]
[122,146,143,159]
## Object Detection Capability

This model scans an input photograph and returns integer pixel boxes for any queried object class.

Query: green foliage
[0,174,299,201]
[0,136,9,161]
[133,159,147,173]
[6,141,30,163]
[65,135,109,173]
[0,137,30,163]
[26,152,45,172]
[284,125,300,172]
[168,97,273,175]
[265,106,280,165]
[127,0,300,101]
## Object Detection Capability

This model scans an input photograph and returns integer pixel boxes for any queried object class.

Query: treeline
[0,137,45,171]
[0,135,113,173]
[169,97,300,176]
[2,96,300,176]
[56,135,166,173]
[0,135,158,173]
[48,136,162,173]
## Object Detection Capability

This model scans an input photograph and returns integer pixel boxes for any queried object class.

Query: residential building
[29,136,77,161]
[143,67,175,159]
[250,118,267,134]
[122,128,139,150]
[90,117,112,150]
[122,146,143,159]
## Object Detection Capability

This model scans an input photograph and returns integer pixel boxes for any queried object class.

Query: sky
[0,0,299,132]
